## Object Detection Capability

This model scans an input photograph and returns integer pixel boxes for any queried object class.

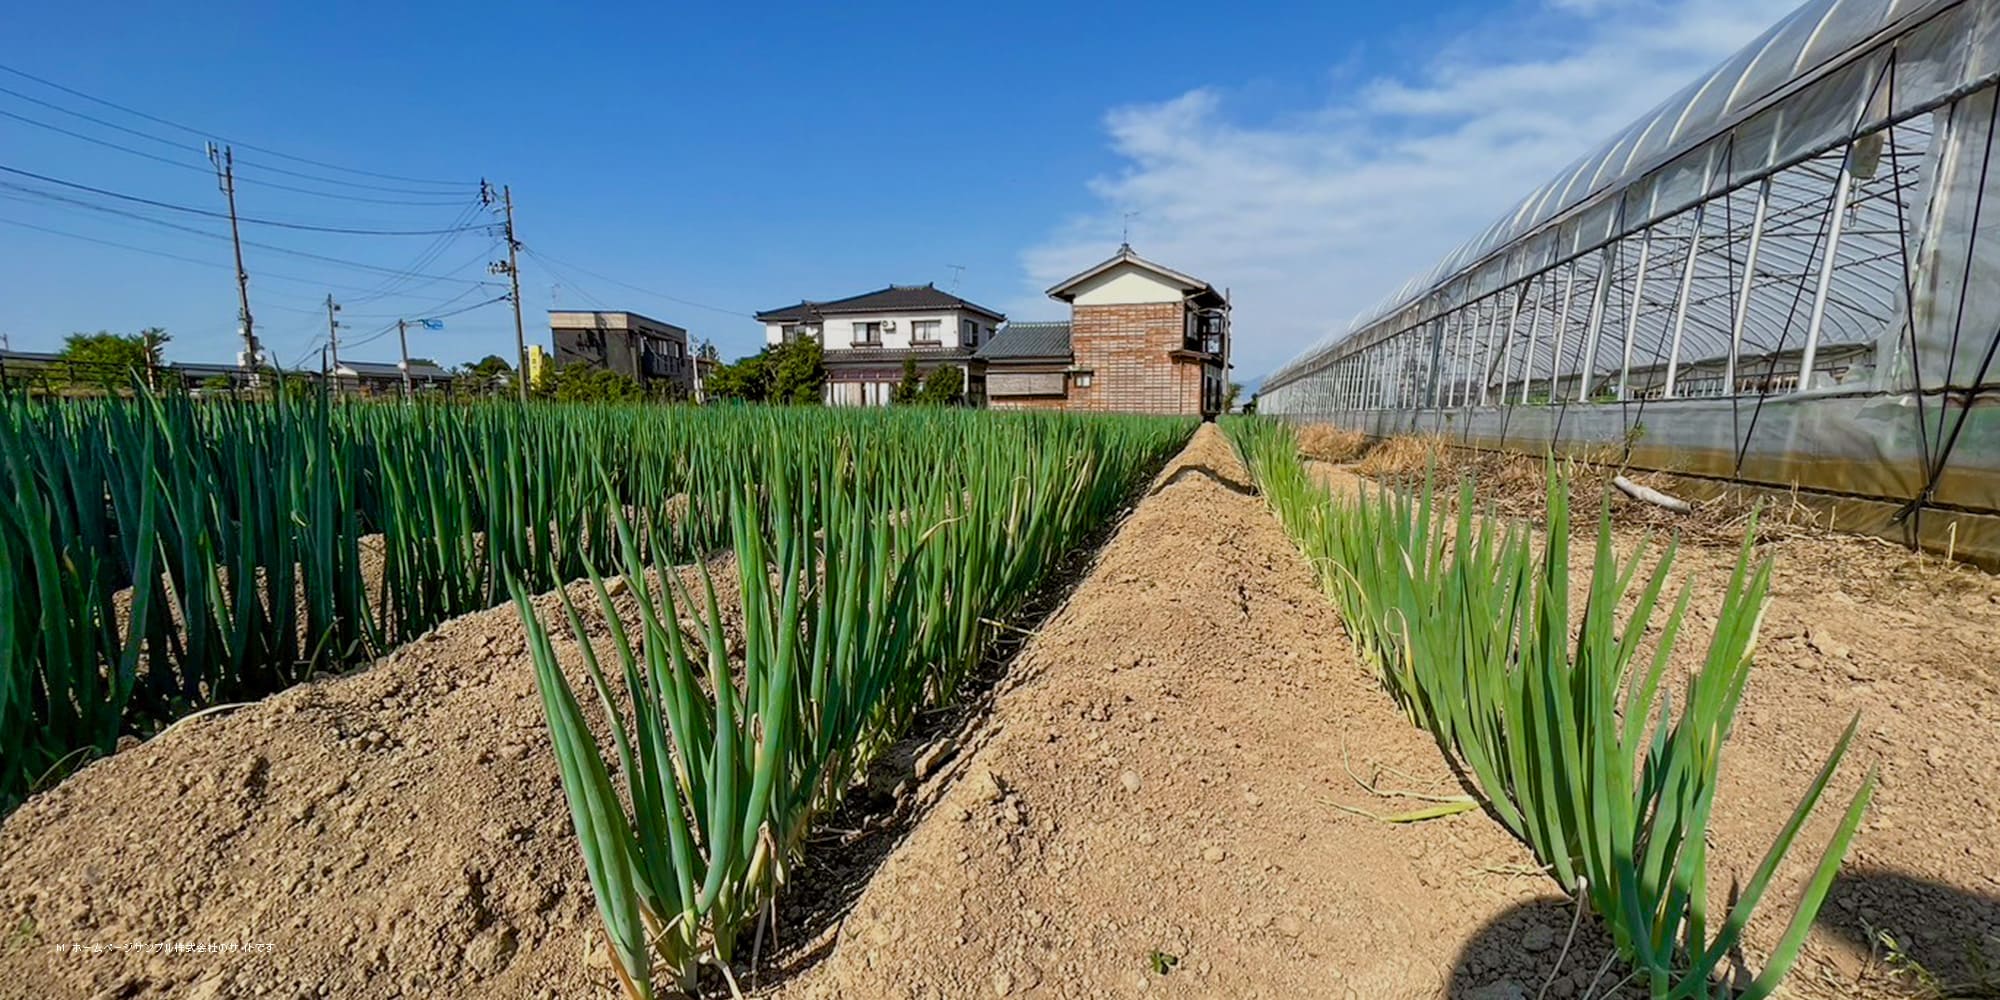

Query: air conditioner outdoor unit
[882,321,897,331]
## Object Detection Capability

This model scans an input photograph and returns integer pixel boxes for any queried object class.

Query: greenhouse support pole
[1619,229,1653,400]
[1519,274,1547,405]
[1665,203,1706,399]
[1579,244,1614,402]
[1801,150,1856,393]
[1727,178,1772,396]
[1373,344,1385,409]
[1480,298,1502,406]
[1548,261,1579,402]
[1456,310,1472,408]
[1500,286,1524,407]
[1456,306,1472,404]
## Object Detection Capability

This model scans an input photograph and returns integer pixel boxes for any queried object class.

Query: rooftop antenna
[1121,210,1140,251]
[946,264,966,293]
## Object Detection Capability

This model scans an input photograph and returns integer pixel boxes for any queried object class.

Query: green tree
[542,362,645,403]
[703,338,824,405]
[466,354,513,378]
[916,364,964,405]
[768,337,825,404]
[890,356,923,404]
[1224,381,1243,412]
[706,351,772,402]
[454,354,516,398]
[58,331,152,393]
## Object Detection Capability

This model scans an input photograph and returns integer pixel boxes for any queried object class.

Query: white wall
[1068,265,1186,306]
[763,309,999,352]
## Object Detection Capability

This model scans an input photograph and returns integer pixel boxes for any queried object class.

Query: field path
[776,424,1562,999]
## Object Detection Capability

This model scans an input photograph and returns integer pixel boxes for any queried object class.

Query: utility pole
[324,294,343,397]
[208,144,257,371]
[485,181,529,402]
[396,319,413,399]
[692,338,709,405]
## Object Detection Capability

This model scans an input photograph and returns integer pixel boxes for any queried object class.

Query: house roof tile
[755,284,1005,323]
[975,321,1072,361]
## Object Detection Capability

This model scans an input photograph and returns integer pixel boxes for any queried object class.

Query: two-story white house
[755,284,1005,406]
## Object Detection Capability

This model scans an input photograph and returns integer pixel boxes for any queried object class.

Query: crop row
[1223,418,1872,999]
[512,407,1189,994]
[0,393,1187,820]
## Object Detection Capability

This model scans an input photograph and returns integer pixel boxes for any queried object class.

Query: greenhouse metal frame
[1258,0,2000,564]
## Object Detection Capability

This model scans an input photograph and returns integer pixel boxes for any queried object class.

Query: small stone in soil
[1521,923,1556,952]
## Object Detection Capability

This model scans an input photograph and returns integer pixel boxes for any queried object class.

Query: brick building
[977,246,1229,417]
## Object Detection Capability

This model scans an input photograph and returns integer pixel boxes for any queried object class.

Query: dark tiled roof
[975,321,1071,361]
[341,359,452,379]
[755,284,1005,323]
[823,346,976,367]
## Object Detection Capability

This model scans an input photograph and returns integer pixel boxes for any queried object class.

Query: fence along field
[0,393,1189,830]
[1224,417,1874,999]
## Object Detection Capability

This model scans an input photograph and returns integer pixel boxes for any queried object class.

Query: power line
[522,247,752,318]
[340,201,492,304]
[0,181,507,285]
[0,210,502,300]
[0,106,209,174]
[0,81,475,203]
[338,294,510,352]
[0,163,492,235]
[0,62,473,190]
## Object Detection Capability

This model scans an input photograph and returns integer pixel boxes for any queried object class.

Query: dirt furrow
[771,425,1569,999]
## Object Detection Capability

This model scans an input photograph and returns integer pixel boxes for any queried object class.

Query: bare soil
[1307,435,2000,999]
[0,560,739,1000]
[2,426,1992,999]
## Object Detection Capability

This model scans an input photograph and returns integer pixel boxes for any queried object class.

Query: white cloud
[1018,0,1800,380]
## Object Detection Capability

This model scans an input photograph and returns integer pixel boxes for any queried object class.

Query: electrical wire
[522,247,751,318]
[0,163,491,235]
[0,214,488,295]
[336,293,510,352]
[0,62,474,191]
[338,201,494,305]
[0,104,475,208]
[0,182,506,286]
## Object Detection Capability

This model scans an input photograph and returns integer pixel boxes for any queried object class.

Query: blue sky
[0,0,1794,380]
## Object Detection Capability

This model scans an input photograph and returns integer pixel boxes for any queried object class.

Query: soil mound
[0,565,740,1000]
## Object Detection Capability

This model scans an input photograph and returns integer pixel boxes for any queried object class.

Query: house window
[782,324,811,342]
[853,322,883,345]
[1074,373,1093,388]
[910,319,941,344]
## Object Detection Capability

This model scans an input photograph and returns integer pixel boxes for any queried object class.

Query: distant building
[978,246,1230,417]
[549,310,694,394]
[755,284,1004,406]
[335,359,452,396]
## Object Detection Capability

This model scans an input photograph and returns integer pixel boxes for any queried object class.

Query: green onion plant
[1223,417,1874,999]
